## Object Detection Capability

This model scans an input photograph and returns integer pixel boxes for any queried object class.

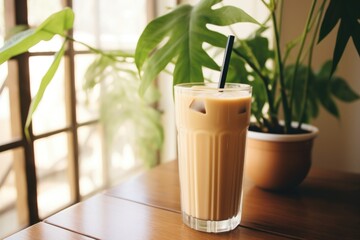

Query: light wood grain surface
[106,160,360,240]
[45,194,288,240]
[4,222,94,240]
[6,160,360,240]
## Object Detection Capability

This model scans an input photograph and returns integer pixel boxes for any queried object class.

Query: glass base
[182,212,241,233]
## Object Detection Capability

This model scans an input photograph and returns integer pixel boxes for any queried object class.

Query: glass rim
[174,82,252,92]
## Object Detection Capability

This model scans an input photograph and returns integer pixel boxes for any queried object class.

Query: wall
[281,0,360,173]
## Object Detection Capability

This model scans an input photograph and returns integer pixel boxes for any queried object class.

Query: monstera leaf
[0,8,74,64]
[135,0,259,95]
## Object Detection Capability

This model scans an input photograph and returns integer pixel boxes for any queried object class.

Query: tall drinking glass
[174,82,252,233]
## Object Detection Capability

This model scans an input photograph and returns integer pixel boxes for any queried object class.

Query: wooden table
[6,160,360,240]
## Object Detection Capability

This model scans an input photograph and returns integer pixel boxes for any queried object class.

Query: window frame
[0,0,157,230]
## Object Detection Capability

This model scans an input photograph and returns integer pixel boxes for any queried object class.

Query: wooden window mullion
[64,0,80,203]
[14,0,39,225]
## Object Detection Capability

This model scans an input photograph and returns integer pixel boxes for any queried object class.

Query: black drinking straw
[218,35,235,89]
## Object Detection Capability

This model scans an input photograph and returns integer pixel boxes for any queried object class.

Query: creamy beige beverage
[175,83,251,233]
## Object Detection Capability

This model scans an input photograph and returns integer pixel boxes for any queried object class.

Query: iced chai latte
[175,83,252,233]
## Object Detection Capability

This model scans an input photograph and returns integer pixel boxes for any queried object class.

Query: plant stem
[261,0,270,9]
[297,0,326,128]
[65,35,134,62]
[41,28,133,62]
[278,0,284,38]
[271,9,290,132]
[289,0,317,123]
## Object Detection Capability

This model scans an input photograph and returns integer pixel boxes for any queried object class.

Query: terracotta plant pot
[245,123,319,191]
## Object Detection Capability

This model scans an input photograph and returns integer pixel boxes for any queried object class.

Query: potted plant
[134,0,359,190]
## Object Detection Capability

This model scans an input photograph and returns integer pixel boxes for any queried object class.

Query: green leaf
[0,8,74,64]
[318,91,340,118]
[317,59,332,79]
[84,55,163,167]
[244,35,273,69]
[250,73,268,121]
[25,40,67,139]
[318,0,340,43]
[83,55,112,89]
[330,77,360,102]
[284,64,317,121]
[135,0,259,95]
[229,35,274,124]
[228,48,267,122]
[5,24,29,40]
[318,0,360,74]
[306,93,319,121]
[312,61,343,119]
[227,51,248,83]
[233,40,261,70]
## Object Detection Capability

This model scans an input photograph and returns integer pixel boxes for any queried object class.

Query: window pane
[0,148,27,239]
[78,124,103,197]
[0,61,22,145]
[29,56,67,135]
[27,0,64,52]
[108,122,146,184]
[72,0,98,51]
[75,54,100,123]
[73,0,147,51]
[34,133,71,218]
